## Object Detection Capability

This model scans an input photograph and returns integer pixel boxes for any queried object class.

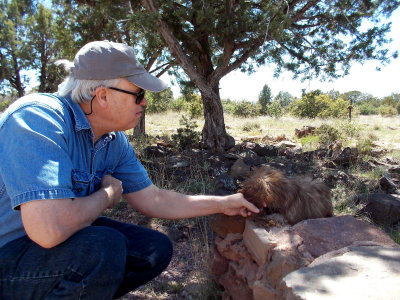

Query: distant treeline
[142,86,400,119]
[2,87,399,119]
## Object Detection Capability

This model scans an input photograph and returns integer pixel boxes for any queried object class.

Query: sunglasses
[107,87,146,104]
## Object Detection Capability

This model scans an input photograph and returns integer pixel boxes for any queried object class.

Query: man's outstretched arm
[124,184,259,219]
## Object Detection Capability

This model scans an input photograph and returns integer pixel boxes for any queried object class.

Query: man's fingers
[240,207,248,217]
[244,201,260,213]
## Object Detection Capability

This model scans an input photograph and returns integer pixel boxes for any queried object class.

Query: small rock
[230,159,250,180]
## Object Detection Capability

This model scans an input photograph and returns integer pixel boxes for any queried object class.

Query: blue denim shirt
[0,93,152,249]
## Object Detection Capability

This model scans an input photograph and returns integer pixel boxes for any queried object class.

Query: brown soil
[103,205,221,300]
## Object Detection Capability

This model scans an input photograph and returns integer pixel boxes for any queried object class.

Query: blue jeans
[0,217,173,299]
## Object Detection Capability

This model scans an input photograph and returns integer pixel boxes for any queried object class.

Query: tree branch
[291,0,320,24]
[141,0,214,96]
[211,37,265,85]
[144,49,162,71]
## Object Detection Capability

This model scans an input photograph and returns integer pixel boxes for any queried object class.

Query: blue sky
[164,7,400,101]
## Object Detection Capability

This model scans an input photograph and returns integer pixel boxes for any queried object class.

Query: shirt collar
[63,94,92,132]
[61,94,116,141]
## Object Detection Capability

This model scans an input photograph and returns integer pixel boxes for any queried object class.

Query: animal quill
[239,166,333,225]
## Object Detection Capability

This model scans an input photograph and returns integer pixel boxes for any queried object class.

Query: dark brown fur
[238,166,333,225]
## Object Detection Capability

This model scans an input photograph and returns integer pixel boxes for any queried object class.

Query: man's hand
[219,193,260,217]
[101,174,123,209]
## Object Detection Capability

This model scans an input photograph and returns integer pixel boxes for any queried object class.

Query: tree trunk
[134,110,145,137]
[11,54,24,97]
[200,84,234,152]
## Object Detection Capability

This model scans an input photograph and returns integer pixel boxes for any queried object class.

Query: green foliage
[28,4,63,93]
[233,101,260,118]
[170,96,187,112]
[274,91,293,108]
[357,102,379,115]
[291,91,349,119]
[266,101,284,118]
[1,0,399,149]
[258,84,272,115]
[338,121,361,139]
[242,122,260,132]
[171,116,201,150]
[320,97,349,118]
[299,135,320,151]
[222,98,237,114]
[290,91,328,118]
[186,94,203,119]
[0,0,35,96]
[379,105,398,117]
[146,88,174,114]
[0,99,12,112]
[315,124,340,146]
[357,137,374,156]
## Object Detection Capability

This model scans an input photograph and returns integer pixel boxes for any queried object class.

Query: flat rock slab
[282,245,400,300]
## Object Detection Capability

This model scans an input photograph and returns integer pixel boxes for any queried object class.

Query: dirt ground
[104,206,221,300]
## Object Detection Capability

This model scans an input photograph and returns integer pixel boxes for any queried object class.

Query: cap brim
[126,72,168,92]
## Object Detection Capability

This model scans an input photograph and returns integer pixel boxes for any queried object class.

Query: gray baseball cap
[70,40,168,92]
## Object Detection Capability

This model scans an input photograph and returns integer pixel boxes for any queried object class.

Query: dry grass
[146,111,400,158]
[119,111,400,299]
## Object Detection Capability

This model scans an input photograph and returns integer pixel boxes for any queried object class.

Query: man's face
[106,79,147,131]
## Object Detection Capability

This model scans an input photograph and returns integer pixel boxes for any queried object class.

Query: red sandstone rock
[292,215,398,258]
[215,233,249,262]
[210,245,229,282]
[219,263,253,300]
[253,279,279,300]
[243,220,278,265]
[211,215,399,300]
[210,214,246,238]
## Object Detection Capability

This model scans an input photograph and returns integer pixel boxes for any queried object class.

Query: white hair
[55,59,121,103]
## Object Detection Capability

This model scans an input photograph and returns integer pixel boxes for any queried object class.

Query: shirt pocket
[71,170,93,197]
[71,169,111,197]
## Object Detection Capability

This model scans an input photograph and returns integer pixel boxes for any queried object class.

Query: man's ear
[94,86,108,108]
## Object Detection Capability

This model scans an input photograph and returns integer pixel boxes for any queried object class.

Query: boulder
[230,158,250,179]
[212,215,399,300]
[378,174,399,194]
[282,245,400,300]
[354,193,400,225]
[333,147,358,166]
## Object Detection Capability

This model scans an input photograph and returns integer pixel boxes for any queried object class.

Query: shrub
[171,116,201,150]
[300,135,320,151]
[170,97,187,112]
[315,124,340,146]
[222,99,237,114]
[187,95,203,118]
[267,101,284,118]
[291,92,349,119]
[397,102,400,114]
[379,105,397,117]
[290,91,330,118]
[233,101,260,117]
[357,137,374,156]
[0,100,11,112]
[242,122,261,132]
[338,121,361,139]
[320,97,349,119]
[357,102,378,115]
[146,88,174,113]
[274,91,293,108]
